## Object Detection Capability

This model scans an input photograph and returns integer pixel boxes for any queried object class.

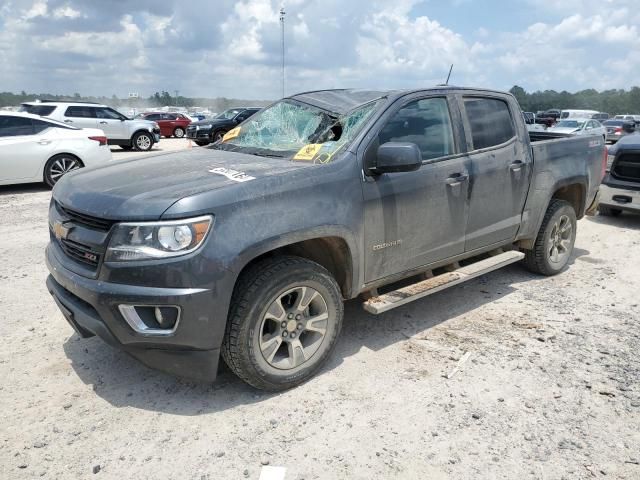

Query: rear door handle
[99,121,108,125]
[445,173,468,186]
[510,160,524,172]
[64,119,73,123]
[38,139,52,145]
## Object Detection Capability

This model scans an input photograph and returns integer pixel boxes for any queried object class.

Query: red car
[138,112,191,138]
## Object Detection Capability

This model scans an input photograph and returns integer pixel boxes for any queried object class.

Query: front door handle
[99,121,108,125]
[38,139,52,145]
[510,160,524,172]
[445,173,468,186]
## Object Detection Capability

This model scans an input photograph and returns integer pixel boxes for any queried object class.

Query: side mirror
[370,142,422,174]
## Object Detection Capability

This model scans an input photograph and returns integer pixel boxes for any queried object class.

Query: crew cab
[46,87,605,391]
[599,134,640,216]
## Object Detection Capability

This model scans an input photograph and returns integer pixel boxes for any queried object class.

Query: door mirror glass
[373,142,422,174]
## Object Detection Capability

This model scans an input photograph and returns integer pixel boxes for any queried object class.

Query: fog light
[119,305,181,335]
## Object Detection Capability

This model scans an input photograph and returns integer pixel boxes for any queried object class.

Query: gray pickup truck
[46,87,605,390]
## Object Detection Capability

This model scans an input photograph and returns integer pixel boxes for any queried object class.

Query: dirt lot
[1,149,639,479]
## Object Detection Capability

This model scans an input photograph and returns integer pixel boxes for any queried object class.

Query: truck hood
[53,147,311,220]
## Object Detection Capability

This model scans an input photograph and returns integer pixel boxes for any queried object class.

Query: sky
[0,0,639,99]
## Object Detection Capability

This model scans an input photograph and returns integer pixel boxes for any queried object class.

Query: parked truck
[599,134,640,216]
[46,87,605,391]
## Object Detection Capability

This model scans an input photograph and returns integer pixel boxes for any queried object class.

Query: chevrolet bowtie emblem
[53,221,72,240]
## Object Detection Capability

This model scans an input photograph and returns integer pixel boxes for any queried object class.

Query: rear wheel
[523,199,577,276]
[44,154,83,187]
[133,131,153,151]
[173,127,185,138]
[598,205,622,217]
[222,256,343,391]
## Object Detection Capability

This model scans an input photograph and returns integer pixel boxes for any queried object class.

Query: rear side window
[20,104,56,116]
[0,116,34,137]
[65,106,94,118]
[464,98,515,150]
[379,97,455,161]
[95,107,122,120]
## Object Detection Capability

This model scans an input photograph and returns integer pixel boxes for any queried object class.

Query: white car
[0,112,112,187]
[547,118,606,139]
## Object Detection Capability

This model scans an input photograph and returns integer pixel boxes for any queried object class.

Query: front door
[93,107,128,140]
[461,96,531,251]
[361,95,470,283]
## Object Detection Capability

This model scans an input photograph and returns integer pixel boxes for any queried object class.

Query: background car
[602,119,636,143]
[591,112,610,122]
[547,118,606,138]
[0,112,112,187]
[20,101,161,151]
[137,112,191,138]
[186,107,261,146]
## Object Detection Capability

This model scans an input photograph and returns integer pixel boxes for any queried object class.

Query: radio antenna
[445,64,453,85]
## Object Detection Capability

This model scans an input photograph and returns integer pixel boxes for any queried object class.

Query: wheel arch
[232,233,358,300]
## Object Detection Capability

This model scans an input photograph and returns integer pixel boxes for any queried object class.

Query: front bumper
[45,245,223,381]
[599,184,640,213]
[186,127,212,141]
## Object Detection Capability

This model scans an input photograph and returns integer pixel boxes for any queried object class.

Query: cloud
[0,0,639,100]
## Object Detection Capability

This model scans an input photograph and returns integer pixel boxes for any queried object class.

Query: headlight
[105,215,213,262]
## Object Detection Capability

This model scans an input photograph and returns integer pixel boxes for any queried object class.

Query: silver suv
[20,101,161,151]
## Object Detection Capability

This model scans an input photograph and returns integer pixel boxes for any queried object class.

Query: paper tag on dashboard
[222,127,241,142]
[293,144,323,161]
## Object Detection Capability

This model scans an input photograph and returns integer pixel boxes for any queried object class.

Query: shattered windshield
[213,99,382,163]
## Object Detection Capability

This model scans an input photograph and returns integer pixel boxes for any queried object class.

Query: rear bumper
[599,184,640,213]
[46,245,223,382]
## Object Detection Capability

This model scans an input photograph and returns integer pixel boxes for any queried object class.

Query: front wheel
[195,141,208,147]
[212,130,225,143]
[173,127,185,138]
[44,154,83,187]
[222,256,344,391]
[133,131,153,151]
[523,199,577,276]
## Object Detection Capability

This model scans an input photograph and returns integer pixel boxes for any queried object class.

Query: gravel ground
[1,157,639,479]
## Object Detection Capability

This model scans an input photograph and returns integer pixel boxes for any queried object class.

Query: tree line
[509,86,640,115]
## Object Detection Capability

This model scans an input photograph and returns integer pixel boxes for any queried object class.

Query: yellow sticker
[222,127,241,142]
[293,144,323,161]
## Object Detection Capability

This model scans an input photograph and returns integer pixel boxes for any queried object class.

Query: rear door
[93,107,128,140]
[0,116,52,182]
[63,106,98,129]
[361,94,470,282]
[461,96,531,251]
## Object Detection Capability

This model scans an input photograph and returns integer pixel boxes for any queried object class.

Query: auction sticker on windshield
[222,127,241,142]
[293,144,323,161]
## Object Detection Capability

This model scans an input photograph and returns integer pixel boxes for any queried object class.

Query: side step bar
[363,250,525,314]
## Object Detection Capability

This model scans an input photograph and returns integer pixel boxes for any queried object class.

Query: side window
[378,97,455,161]
[464,97,515,150]
[94,108,121,120]
[146,113,161,121]
[65,106,94,118]
[0,116,35,137]
[32,119,53,134]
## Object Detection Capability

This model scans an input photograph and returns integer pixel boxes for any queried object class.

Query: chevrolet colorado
[46,87,605,391]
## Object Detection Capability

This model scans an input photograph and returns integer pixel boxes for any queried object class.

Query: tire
[119,145,133,150]
[523,199,577,276]
[212,130,225,143]
[173,127,185,138]
[132,131,153,151]
[195,141,209,147]
[222,256,344,391]
[598,205,622,217]
[43,154,83,188]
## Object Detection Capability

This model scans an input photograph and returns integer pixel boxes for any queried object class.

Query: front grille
[57,203,114,232]
[612,153,640,182]
[59,238,101,269]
